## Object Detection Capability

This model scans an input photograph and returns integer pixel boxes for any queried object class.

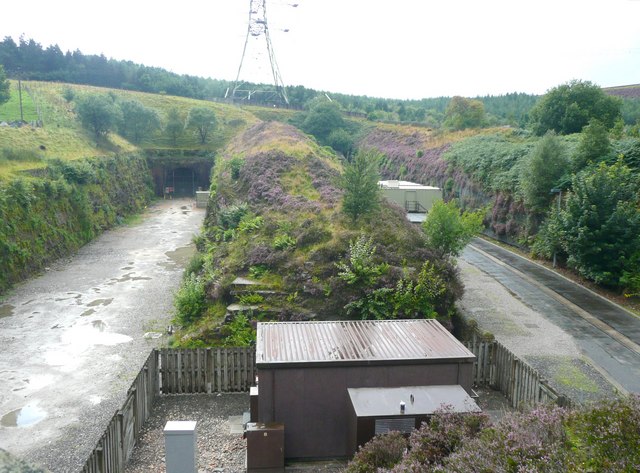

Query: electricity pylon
[228,0,289,105]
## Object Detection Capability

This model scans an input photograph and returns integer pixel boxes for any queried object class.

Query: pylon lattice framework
[230,0,289,105]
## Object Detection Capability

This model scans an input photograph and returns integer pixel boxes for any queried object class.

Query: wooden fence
[465,334,568,408]
[82,341,566,472]
[82,350,158,473]
[82,347,256,473]
[159,347,257,394]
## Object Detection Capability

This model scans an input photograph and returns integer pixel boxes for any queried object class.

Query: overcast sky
[1,0,639,100]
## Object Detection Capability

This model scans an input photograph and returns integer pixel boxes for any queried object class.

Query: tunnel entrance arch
[147,154,214,199]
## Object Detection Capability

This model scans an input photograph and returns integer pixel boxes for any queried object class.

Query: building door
[406,191,417,212]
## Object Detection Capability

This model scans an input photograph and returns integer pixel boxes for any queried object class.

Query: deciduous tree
[572,118,612,172]
[187,106,217,144]
[444,96,485,130]
[301,100,345,143]
[529,80,622,135]
[521,132,569,216]
[422,200,484,258]
[165,108,184,145]
[559,161,640,287]
[118,99,160,144]
[76,94,121,142]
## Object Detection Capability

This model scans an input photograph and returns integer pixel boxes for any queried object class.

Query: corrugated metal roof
[256,319,474,365]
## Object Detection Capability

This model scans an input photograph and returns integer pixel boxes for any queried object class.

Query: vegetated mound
[173,121,462,347]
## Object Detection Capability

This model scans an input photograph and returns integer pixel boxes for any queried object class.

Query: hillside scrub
[171,122,462,346]
[0,153,153,294]
[346,395,640,472]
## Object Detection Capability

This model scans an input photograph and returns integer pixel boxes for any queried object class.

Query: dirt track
[0,199,204,473]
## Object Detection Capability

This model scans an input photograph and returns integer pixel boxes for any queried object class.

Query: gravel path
[124,394,249,473]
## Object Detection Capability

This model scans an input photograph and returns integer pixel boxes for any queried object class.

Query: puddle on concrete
[107,273,152,285]
[165,245,195,267]
[86,298,113,308]
[1,404,46,427]
[54,294,82,302]
[0,304,15,318]
[80,309,96,317]
[61,321,132,347]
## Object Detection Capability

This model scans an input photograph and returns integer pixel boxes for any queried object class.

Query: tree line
[0,35,547,127]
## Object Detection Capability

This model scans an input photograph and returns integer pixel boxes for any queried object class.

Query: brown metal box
[245,422,284,473]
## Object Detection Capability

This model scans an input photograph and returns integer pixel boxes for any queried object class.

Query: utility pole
[17,67,24,122]
[550,188,562,268]
[229,0,290,105]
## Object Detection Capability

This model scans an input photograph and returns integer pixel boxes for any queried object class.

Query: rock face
[0,154,153,294]
[360,126,528,245]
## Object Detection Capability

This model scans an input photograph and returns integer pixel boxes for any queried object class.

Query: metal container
[245,422,284,473]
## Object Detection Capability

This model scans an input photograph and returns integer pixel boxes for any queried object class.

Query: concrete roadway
[0,199,204,472]
[462,237,640,394]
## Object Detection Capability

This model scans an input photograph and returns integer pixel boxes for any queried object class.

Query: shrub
[183,252,205,279]
[249,264,270,279]
[220,313,256,346]
[441,405,571,472]
[272,234,296,250]
[174,274,207,325]
[217,202,248,230]
[346,431,407,473]
[237,214,263,234]
[228,155,244,180]
[237,293,265,306]
[399,407,490,469]
[336,235,388,287]
[566,394,640,472]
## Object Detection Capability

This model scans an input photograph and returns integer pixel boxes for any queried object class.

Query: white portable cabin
[379,180,442,215]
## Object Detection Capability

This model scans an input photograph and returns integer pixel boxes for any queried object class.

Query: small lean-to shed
[378,180,442,214]
[254,319,478,460]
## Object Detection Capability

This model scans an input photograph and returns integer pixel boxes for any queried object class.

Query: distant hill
[0,80,258,178]
[603,84,640,99]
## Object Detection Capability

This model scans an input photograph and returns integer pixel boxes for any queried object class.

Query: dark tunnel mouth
[148,160,213,198]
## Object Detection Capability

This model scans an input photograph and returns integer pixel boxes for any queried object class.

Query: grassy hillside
[0,81,259,178]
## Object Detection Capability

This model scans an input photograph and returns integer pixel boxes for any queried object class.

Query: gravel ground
[123,389,511,473]
[457,258,617,404]
[124,394,249,473]
[123,393,348,473]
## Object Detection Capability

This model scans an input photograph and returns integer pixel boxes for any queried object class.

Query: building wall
[257,361,473,459]
[381,188,442,213]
